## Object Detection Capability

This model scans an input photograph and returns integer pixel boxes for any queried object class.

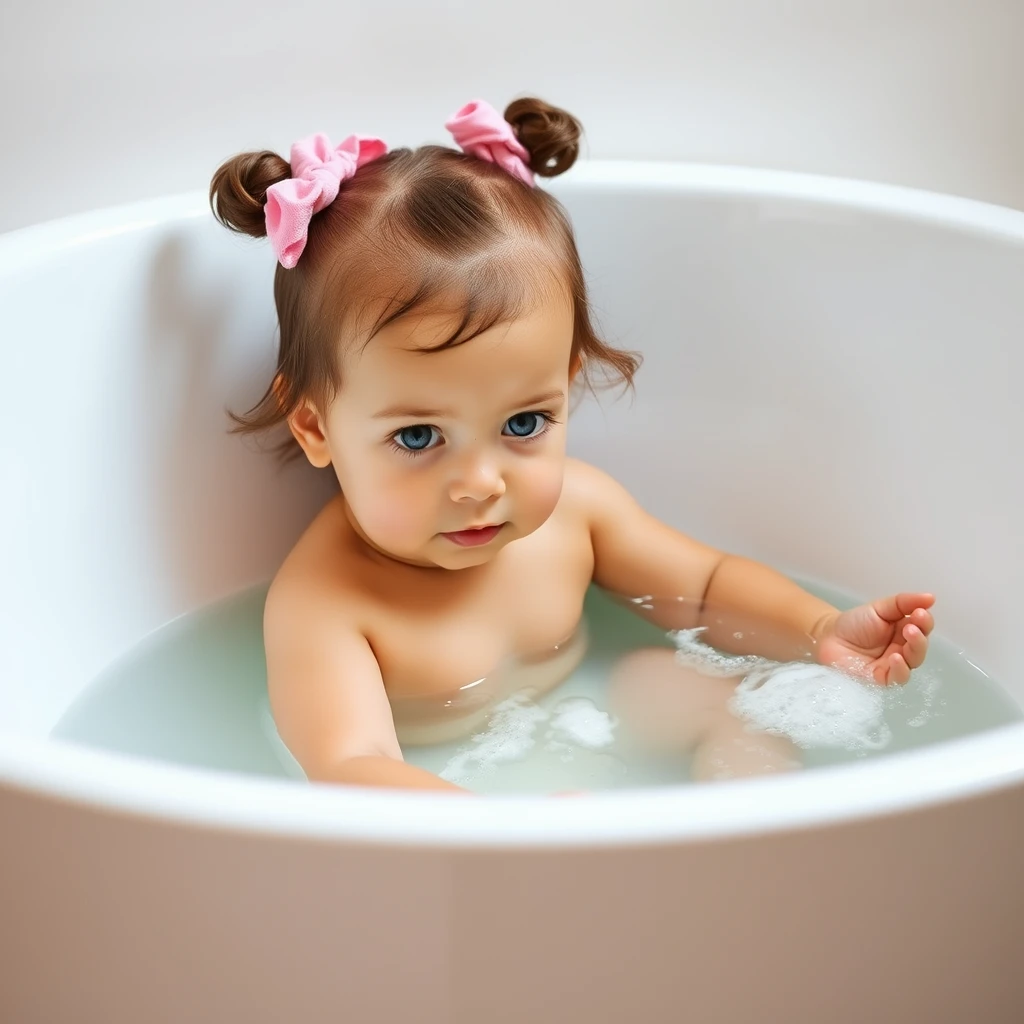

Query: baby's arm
[574,460,932,681]
[264,581,465,792]
[573,460,835,658]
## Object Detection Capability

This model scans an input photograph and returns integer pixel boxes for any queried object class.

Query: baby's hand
[815,593,935,685]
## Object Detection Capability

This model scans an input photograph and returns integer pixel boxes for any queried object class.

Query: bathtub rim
[4,159,1024,273]
[3,160,1023,848]
[2,724,1023,847]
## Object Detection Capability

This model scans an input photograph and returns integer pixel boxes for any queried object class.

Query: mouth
[441,524,505,548]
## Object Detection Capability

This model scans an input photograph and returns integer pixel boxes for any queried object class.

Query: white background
[1,0,1022,233]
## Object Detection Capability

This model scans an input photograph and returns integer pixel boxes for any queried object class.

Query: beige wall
[1,0,1022,233]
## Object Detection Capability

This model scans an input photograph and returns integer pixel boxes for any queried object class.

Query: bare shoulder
[560,458,644,525]
[261,496,403,771]
[562,457,628,493]
[264,494,363,636]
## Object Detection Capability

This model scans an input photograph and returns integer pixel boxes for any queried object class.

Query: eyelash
[386,412,559,459]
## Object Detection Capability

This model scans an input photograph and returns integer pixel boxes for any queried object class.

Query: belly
[388,617,590,746]
[367,526,595,746]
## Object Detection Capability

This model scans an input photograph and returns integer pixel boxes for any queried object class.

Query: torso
[276,463,597,744]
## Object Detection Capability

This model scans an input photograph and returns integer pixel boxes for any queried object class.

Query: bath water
[52,582,1021,794]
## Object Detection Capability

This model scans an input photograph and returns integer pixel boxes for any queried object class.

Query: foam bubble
[899,669,944,728]
[730,663,891,751]
[669,627,893,752]
[546,697,616,750]
[669,627,771,677]
[439,693,548,783]
[439,693,621,783]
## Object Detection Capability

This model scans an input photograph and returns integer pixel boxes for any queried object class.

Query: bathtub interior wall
[566,180,1024,688]
[0,206,338,737]
[2,172,1023,742]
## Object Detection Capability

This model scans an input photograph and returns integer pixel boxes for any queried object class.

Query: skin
[266,288,934,792]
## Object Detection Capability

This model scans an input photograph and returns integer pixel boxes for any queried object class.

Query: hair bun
[504,97,581,178]
[209,150,292,238]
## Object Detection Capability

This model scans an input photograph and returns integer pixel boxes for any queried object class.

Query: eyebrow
[372,389,566,421]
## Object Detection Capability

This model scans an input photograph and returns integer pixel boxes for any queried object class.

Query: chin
[434,547,499,570]
[432,528,520,569]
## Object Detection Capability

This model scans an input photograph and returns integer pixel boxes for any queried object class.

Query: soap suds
[439,694,548,783]
[669,627,770,678]
[440,694,618,783]
[730,663,891,751]
[546,697,616,751]
[670,627,894,752]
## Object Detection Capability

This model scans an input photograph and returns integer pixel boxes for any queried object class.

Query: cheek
[514,453,565,524]
[334,452,438,541]
[366,488,430,540]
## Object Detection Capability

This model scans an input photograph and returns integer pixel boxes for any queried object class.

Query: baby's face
[322,294,575,569]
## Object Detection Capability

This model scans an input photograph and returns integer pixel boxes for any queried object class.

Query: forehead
[342,293,575,409]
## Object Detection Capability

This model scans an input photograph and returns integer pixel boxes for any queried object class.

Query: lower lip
[442,525,504,547]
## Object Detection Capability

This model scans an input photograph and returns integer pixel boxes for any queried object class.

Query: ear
[569,352,583,382]
[287,400,333,468]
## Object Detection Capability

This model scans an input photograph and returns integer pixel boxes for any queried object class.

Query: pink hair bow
[445,100,533,186]
[265,133,387,268]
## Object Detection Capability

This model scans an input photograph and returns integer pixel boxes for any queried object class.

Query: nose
[449,451,506,503]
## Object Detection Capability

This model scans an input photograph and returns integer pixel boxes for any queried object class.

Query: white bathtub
[2,164,1023,1023]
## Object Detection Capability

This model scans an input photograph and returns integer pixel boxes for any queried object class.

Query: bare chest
[363,529,595,702]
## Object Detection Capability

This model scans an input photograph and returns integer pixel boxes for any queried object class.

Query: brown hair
[209,97,640,447]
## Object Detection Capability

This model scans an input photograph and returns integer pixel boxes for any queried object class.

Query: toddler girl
[210,97,934,791]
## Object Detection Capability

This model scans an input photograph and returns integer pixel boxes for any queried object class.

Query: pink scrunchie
[265,133,387,268]
[445,100,534,187]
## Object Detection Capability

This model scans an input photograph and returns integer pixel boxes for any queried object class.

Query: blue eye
[503,412,548,438]
[393,425,440,452]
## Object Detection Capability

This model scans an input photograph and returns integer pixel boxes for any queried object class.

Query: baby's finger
[902,624,929,669]
[886,652,911,686]
[910,608,934,637]
[895,592,936,617]
[871,595,907,623]
[873,593,932,623]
